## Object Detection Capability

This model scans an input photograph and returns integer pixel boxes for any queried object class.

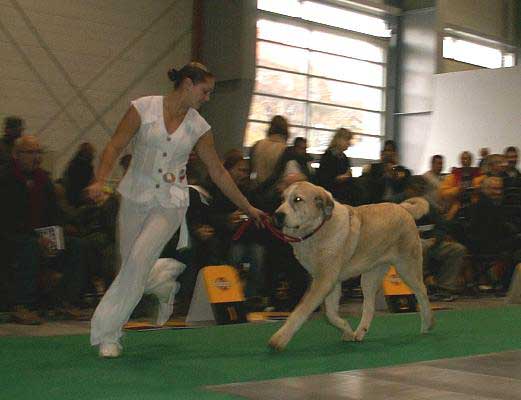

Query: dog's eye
[294,196,303,203]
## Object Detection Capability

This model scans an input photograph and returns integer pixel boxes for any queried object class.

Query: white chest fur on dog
[268,181,433,351]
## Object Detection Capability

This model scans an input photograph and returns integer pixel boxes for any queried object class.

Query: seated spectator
[274,137,313,181]
[439,151,481,221]
[475,154,507,182]
[159,152,220,313]
[252,159,309,313]
[207,149,269,301]
[422,154,446,213]
[316,128,355,204]
[291,137,314,178]
[478,147,490,171]
[402,176,467,300]
[466,176,521,292]
[1,136,90,324]
[361,140,411,204]
[503,146,521,230]
[62,142,96,208]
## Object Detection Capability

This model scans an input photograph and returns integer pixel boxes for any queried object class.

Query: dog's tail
[399,197,429,220]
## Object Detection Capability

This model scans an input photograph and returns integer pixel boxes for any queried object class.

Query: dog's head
[274,181,334,233]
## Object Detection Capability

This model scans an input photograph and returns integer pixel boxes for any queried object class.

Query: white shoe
[99,342,122,358]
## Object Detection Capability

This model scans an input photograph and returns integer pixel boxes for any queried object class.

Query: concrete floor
[207,350,521,400]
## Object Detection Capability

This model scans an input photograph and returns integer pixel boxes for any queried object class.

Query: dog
[268,181,433,351]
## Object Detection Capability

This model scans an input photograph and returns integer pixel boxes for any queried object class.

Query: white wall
[0,0,193,178]
[415,65,521,173]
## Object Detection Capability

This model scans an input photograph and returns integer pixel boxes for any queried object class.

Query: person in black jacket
[1,136,89,324]
[316,128,354,204]
[62,142,96,208]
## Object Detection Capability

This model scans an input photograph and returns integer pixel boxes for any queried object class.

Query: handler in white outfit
[86,62,264,358]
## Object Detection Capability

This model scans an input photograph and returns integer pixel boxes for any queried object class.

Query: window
[245,1,390,160]
[443,36,516,69]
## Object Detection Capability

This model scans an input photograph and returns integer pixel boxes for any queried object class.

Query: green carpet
[2,306,521,399]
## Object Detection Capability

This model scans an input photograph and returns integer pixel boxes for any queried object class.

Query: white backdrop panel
[421,66,521,173]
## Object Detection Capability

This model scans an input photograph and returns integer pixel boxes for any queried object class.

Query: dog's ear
[315,190,334,218]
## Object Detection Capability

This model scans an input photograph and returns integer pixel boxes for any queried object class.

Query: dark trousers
[12,235,89,307]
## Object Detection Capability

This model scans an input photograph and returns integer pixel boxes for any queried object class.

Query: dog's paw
[342,330,356,342]
[353,327,368,342]
[268,330,290,352]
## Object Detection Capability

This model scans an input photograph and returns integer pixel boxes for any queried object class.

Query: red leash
[232,214,327,243]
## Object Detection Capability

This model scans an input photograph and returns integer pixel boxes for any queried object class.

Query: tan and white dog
[269,181,433,351]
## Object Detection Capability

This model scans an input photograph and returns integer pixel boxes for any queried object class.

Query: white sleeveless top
[118,96,211,208]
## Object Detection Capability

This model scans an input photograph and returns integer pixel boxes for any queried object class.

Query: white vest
[118,96,211,208]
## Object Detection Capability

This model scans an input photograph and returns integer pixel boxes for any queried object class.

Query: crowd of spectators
[1,114,520,324]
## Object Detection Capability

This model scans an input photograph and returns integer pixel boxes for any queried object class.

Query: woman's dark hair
[167,62,214,89]
[267,115,289,139]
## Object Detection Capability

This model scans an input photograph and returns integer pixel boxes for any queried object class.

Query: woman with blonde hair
[316,128,354,203]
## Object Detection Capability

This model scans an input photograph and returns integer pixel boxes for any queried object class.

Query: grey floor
[207,350,521,400]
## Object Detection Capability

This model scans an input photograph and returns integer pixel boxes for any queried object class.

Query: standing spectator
[423,155,446,212]
[250,115,288,185]
[62,142,96,208]
[316,128,354,204]
[1,116,24,157]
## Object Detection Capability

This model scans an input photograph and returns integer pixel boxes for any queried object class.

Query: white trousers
[90,198,186,346]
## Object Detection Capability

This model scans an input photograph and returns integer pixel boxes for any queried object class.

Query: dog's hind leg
[394,258,434,334]
[354,266,388,342]
[324,283,355,341]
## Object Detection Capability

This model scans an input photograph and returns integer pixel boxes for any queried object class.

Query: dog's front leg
[268,272,337,351]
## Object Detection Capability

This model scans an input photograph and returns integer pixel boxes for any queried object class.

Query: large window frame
[245,1,393,164]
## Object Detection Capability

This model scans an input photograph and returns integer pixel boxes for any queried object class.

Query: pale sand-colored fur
[268,181,433,351]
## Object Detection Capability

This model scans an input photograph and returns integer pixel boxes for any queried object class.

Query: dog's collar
[232,214,331,244]
[286,215,331,243]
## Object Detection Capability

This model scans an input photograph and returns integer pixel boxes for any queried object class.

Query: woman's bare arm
[86,106,140,200]
[96,106,141,184]
[195,131,265,222]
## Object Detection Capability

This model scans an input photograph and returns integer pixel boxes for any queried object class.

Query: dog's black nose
[273,212,286,228]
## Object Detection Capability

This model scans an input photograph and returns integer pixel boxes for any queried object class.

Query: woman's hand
[228,210,247,229]
[245,205,266,228]
[85,181,105,203]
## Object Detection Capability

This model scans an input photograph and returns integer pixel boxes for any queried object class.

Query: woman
[86,62,264,358]
[316,128,353,204]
